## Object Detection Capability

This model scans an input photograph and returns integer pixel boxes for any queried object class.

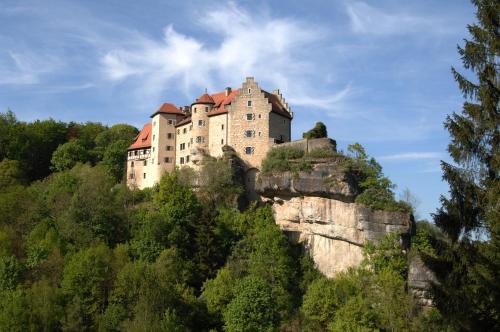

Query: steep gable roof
[262,91,292,119]
[128,123,152,150]
[193,93,215,104]
[150,102,184,117]
[207,89,240,117]
[175,116,192,127]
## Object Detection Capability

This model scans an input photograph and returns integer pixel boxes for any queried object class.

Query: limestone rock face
[269,196,413,277]
[256,163,359,202]
[408,255,438,309]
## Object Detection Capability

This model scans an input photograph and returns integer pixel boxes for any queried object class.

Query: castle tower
[190,92,214,165]
[149,103,185,181]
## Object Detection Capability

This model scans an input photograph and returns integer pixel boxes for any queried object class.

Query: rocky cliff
[256,157,414,277]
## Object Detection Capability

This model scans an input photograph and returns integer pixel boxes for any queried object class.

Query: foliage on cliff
[303,121,328,139]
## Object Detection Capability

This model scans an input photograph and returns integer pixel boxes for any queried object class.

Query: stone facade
[126,77,293,189]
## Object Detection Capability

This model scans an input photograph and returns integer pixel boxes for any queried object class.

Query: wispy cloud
[0,51,61,85]
[346,1,450,36]
[378,152,443,161]
[99,2,349,107]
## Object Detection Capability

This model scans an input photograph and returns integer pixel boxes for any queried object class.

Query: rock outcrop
[256,162,359,202]
[408,255,438,309]
[267,195,412,277]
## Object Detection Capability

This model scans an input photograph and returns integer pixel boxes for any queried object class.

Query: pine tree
[430,0,499,329]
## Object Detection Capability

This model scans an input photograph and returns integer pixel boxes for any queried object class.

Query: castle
[126,77,293,189]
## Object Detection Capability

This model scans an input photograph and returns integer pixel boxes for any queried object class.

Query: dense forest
[0,1,498,331]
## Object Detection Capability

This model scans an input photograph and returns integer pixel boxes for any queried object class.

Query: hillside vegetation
[0,110,454,331]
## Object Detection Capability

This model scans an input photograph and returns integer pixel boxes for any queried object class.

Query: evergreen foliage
[303,121,328,139]
[428,0,500,329]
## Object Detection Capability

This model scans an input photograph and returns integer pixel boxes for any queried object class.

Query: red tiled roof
[193,93,215,104]
[262,91,292,119]
[175,116,192,127]
[128,123,152,150]
[208,89,240,117]
[150,102,184,117]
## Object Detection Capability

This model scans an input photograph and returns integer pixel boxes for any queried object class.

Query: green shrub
[261,146,310,174]
[307,148,336,159]
[355,188,411,213]
[303,122,327,139]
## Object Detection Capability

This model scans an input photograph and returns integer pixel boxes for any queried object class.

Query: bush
[355,188,411,212]
[303,122,327,139]
[307,148,336,159]
[261,146,310,175]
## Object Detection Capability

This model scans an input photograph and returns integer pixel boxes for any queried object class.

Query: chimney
[225,87,232,97]
[182,106,190,114]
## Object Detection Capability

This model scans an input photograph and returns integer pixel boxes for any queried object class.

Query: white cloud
[378,152,443,161]
[0,51,61,85]
[99,2,349,107]
[346,1,449,36]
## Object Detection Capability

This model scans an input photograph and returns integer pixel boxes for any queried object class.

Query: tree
[61,244,114,329]
[303,122,327,139]
[223,276,279,332]
[50,139,89,172]
[430,1,500,329]
[0,159,25,187]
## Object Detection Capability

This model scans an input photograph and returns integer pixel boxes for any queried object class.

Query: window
[143,149,147,154]
[129,173,134,179]
[245,130,254,138]
[168,119,173,125]
[131,161,134,167]
[205,107,209,112]
[245,147,254,155]
[153,121,156,126]
[153,134,155,141]
[164,157,171,163]
[167,133,173,139]
[177,129,180,134]
[246,113,254,121]
[143,173,146,179]
[153,147,156,152]
[143,160,147,166]
[248,88,251,94]
[190,125,193,130]
[194,107,197,113]
[221,139,224,145]
[186,155,190,163]
[247,100,252,107]
[196,136,204,143]
[166,145,172,151]
[128,151,131,157]
[258,131,262,137]
[180,157,185,164]
[221,124,224,130]
[152,158,154,164]
[258,114,261,119]
[198,120,205,127]
[283,119,286,124]
[180,143,185,150]
[183,128,187,134]
[134,151,138,156]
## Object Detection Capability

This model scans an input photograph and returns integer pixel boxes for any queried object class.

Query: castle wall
[228,77,274,168]
[176,122,192,167]
[151,113,179,183]
[269,112,291,143]
[208,113,228,158]
[127,148,154,189]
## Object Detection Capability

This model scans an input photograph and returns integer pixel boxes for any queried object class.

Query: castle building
[126,77,293,189]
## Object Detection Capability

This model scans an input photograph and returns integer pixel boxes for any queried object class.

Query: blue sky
[0,0,475,219]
